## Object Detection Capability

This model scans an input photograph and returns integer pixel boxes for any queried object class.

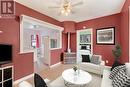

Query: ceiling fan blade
[48,6,60,9]
[72,1,83,7]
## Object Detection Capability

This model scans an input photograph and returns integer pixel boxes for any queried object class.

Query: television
[0,44,12,65]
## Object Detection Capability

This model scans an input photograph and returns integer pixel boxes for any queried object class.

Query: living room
[0,0,130,87]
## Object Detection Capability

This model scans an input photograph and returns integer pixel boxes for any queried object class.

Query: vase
[74,70,77,76]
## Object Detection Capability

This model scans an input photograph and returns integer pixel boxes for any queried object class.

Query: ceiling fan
[48,0,83,16]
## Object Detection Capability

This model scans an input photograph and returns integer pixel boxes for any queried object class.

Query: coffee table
[62,68,92,87]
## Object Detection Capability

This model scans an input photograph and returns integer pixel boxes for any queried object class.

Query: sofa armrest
[100,61,105,75]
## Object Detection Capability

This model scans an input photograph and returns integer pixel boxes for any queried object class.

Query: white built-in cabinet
[0,66,13,87]
[77,29,93,62]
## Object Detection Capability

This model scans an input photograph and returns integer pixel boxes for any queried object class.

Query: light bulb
[65,12,69,16]
[67,9,71,13]
[61,10,65,14]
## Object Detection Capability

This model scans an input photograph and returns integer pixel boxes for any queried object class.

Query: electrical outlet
[106,60,108,63]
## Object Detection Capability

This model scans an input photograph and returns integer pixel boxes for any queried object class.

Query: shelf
[0,70,2,82]
[0,66,13,87]
[3,79,12,87]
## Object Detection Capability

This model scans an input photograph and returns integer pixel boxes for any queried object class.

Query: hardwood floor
[14,64,74,87]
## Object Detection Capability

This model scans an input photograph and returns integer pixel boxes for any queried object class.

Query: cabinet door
[3,68,12,80]
[0,83,2,87]
[3,79,12,87]
[0,70,2,82]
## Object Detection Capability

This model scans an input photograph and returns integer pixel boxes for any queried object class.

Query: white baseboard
[50,62,61,68]
[14,73,34,85]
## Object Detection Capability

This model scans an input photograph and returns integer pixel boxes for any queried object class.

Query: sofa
[80,55,105,75]
[101,63,130,87]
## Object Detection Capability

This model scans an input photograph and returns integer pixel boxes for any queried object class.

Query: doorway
[20,15,63,73]
[76,28,93,62]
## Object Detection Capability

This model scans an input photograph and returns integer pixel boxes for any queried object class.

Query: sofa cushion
[82,55,90,62]
[125,63,130,76]
[111,61,124,71]
[112,69,130,87]
[109,65,126,79]
[80,62,101,73]
[91,55,101,65]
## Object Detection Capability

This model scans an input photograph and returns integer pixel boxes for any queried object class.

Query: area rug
[49,73,102,87]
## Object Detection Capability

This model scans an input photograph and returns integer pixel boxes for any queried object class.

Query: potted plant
[112,44,122,61]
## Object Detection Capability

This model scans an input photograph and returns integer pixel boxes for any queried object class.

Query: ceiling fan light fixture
[61,9,65,14]
[61,7,71,16]
[67,9,71,13]
[65,12,69,16]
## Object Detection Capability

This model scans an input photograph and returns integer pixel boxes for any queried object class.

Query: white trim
[50,62,61,68]
[50,48,62,50]
[13,73,34,85]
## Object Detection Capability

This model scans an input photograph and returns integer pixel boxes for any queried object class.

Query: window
[51,39,57,48]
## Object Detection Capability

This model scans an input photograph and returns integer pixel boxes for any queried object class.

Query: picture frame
[96,27,115,45]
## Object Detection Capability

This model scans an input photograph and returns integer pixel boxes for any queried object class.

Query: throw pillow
[82,55,90,62]
[125,63,130,76]
[112,69,130,87]
[91,55,101,65]
[109,65,126,79]
[128,85,130,87]
[111,61,125,71]
[34,73,48,87]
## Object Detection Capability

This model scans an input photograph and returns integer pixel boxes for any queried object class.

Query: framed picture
[96,27,115,45]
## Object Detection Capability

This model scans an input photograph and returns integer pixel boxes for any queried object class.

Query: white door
[41,36,50,66]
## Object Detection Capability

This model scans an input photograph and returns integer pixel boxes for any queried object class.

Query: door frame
[76,28,93,62]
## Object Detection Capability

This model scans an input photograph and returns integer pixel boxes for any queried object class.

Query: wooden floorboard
[14,64,74,87]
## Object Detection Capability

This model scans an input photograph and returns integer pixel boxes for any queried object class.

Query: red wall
[0,19,34,81]
[0,2,63,80]
[62,33,68,52]
[0,0,129,81]
[63,21,76,33]
[63,21,76,52]
[70,33,76,52]
[120,0,130,63]
[76,14,121,66]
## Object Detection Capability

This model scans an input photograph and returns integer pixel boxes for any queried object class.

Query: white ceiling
[16,0,126,22]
